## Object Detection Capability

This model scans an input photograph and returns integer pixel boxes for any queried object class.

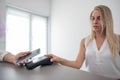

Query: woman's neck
[95,32,106,39]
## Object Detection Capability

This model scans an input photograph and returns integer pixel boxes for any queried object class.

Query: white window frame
[6,6,49,55]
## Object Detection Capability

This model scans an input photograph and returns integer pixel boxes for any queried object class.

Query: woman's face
[91,10,102,33]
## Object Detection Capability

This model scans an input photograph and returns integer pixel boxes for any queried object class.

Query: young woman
[46,5,120,79]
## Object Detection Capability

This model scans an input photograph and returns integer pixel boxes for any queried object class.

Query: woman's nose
[93,19,98,24]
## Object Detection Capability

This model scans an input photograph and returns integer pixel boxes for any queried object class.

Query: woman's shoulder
[81,36,89,42]
[81,35,90,40]
[80,35,90,46]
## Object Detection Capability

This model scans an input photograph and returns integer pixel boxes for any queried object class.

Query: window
[6,7,48,55]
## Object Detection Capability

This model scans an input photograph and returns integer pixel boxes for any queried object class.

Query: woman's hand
[45,54,62,64]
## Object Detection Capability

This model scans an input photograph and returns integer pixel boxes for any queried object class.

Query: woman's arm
[46,38,86,69]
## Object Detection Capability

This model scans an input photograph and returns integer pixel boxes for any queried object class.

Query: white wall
[51,0,120,69]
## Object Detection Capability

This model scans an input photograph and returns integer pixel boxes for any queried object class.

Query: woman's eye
[91,17,94,20]
[91,16,100,21]
[97,16,100,20]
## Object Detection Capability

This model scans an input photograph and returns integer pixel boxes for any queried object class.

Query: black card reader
[25,56,53,70]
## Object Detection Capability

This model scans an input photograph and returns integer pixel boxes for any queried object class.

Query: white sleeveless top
[85,37,120,79]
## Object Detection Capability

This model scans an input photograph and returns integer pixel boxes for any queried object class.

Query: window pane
[6,8,48,55]
[31,15,47,56]
[6,8,30,54]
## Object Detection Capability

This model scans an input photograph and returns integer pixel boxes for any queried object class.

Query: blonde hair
[88,5,119,56]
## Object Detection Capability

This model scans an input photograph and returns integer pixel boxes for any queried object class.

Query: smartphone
[16,48,40,65]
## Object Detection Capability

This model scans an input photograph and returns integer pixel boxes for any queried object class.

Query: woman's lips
[93,26,98,27]
[93,26,99,29]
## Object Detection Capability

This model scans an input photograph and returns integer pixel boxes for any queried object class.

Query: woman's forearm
[59,58,82,69]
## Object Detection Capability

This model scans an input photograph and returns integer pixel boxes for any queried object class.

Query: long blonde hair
[88,5,119,56]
